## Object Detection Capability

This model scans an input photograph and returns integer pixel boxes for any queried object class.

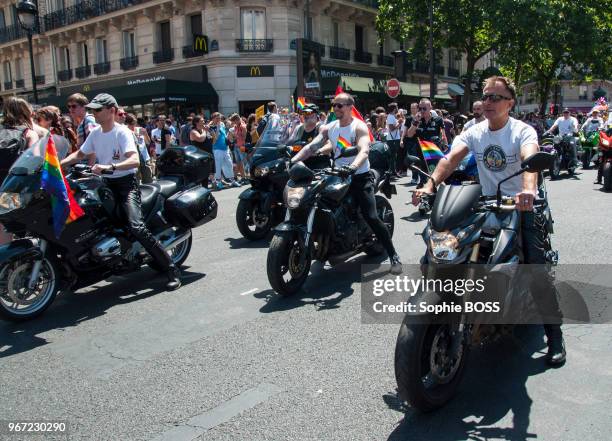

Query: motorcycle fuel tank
[321,175,350,204]
[430,183,482,231]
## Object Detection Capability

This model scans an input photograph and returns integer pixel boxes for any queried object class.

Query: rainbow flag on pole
[419,138,445,162]
[296,97,307,111]
[41,136,84,238]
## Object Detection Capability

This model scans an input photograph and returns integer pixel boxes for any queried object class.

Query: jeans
[213,149,235,180]
[349,171,396,259]
[387,139,400,173]
[104,175,173,272]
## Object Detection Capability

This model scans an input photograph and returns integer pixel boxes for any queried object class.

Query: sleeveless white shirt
[327,119,370,175]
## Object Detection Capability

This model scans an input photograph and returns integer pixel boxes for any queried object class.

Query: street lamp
[16,0,38,104]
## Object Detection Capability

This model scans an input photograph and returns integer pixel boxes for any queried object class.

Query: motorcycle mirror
[406,155,421,165]
[339,146,359,158]
[521,152,555,172]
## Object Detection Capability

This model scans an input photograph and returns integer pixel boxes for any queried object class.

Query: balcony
[354,51,372,64]
[15,79,25,88]
[93,61,111,75]
[58,69,73,81]
[377,55,393,67]
[328,46,350,61]
[301,40,326,57]
[447,67,460,77]
[0,23,33,45]
[35,75,45,85]
[120,56,139,70]
[153,49,174,64]
[235,39,273,52]
[182,45,203,59]
[3,81,12,90]
[75,66,91,79]
[43,0,148,32]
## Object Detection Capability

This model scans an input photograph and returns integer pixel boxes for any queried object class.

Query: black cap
[85,93,118,109]
[301,103,319,113]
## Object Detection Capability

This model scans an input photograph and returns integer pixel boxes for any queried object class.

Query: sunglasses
[481,94,512,102]
[92,107,108,113]
[332,103,349,109]
[418,107,428,111]
[67,104,80,109]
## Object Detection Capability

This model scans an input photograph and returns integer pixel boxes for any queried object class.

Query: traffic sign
[386,78,401,99]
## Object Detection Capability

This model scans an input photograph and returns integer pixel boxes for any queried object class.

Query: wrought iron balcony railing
[57,69,73,81]
[354,51,372,64]
[120,56,139,70]
[0,24,30,45]
[93,61,111,75]
[153,49,174,64]
[328,46,350,61]
[43,0,148,32]
[75,66,92,79]
[3,81,12,90]
[35,75,45,85]
[235,39,273,52]
[377,55,394,67]
[15,79,25,88]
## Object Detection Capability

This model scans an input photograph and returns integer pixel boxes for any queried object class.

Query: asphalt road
[1,167,611,441]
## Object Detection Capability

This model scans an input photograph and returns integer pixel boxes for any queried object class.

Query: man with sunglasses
[290,93,402,275]
[413,76,566,366]
[61,93,182,291]
[66,93,98,148]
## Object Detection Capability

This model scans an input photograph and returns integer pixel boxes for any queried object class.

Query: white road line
[239,288,259,296]
[151,383,282,441]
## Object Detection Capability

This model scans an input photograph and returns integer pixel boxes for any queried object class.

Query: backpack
[0,125,28,184]
[369,141,391,171]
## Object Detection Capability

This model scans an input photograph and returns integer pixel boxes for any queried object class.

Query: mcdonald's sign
[236,65,274,78]
[193,34,209,54]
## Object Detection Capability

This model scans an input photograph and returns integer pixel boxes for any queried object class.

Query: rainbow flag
[419,138,445,162]
[296,97,307,111]
[337,135,351,150]
[41,136,84,238]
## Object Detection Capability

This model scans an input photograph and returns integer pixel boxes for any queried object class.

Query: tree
[376,0,497,113]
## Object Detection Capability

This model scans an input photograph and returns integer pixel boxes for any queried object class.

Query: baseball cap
[85,93,119,109]
[562,108,570,113]
[301,103,319,113]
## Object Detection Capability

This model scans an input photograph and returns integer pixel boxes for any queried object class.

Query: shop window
[241,9,266,40]
[95,38,108,63]
[122,31,136,58]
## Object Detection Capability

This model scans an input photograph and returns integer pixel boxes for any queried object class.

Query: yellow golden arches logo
[194,35,208,53]
[250,66,262,77]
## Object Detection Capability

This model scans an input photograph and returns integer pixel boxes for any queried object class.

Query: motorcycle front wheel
[0,256,60,321]
[549,154,561,180]
[394,314,469,412]
[582,150,592,169]
[603,162,612,192]
[236,199,272,241]
[267,231,311,296]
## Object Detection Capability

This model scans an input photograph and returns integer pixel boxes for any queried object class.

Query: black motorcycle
[540,133,577,179]
[266,147,396,296]
[395,152,557,411]
[0,144,217,321]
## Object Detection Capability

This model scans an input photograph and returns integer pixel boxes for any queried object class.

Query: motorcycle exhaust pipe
[328,249,359,266]
[162,230,192,252]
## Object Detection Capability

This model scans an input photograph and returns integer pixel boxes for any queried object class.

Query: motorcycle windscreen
[0,140,46,193]
[430,183,482,232]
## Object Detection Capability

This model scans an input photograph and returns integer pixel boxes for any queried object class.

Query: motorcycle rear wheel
[236,199,272,241]
[365,196,395,256]
[148,233,192,272]
[0,256,60,321]
[394,314,469,412]
[267,232,311,296]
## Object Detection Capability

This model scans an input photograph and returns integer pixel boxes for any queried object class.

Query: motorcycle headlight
[0,192,23,211]
[430,231,459,261]
[284,186,306,209]
[254,166,270,177]
[603,139,610,147]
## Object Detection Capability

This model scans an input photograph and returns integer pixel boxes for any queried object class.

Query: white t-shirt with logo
[452,118,537,196]
[80,123,138,178]
[553,116,578,136]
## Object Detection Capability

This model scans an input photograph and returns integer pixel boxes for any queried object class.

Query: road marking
[151,383,282,441]
[239,288,259,296]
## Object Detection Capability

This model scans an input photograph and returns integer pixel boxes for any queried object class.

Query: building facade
[518,79,611,114]
[0,0,469,117]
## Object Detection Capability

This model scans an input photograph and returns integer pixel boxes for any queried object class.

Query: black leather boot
[544,324,566,366]
[166,265,182,291]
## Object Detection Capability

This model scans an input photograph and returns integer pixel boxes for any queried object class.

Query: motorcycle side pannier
[165,186,218,228]
[369,141,391,171]
[157,145,212,184]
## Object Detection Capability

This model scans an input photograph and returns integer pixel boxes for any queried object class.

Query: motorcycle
[266,146,396,296]
[395,152,556,411]
[595,127,612,191]
[236,114,330,240]
[579,130,599,169]
[0,143,217,321]
[540,133,577,179]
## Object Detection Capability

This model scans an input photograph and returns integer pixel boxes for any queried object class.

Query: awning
[321,75,423,99]
[448,83,465,96]
[435,93,453,100]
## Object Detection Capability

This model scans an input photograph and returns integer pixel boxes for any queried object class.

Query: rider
[413,76,566,366]
[61,93,182,291]
[461,101,485,133]
[290,93,402,275]
[543,108,579,167]
[581,109,604,134]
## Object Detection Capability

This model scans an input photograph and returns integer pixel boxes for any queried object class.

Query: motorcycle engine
[91,236,122,260]
[334,206,358,249]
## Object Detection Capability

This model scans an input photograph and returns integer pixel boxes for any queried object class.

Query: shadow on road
[224,236,270,249]
[386,325,550,441]
[255,254,386,313]
[0,268,205,358]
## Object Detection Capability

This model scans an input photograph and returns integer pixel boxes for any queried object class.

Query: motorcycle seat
[139,184,161,217]
[154,179,179,198]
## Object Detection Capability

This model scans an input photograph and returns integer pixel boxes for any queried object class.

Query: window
[189,14,202,36]
[0,10,5,29]
[78,42,89,67]
[241,9,265,40]
[58,47,70,70]
[158,21,171,52]
[122,31,136,58]
[303,12,312,39]
[14,59,23,80]
[51,0,65,12]
[355,25,364,52]
[95,38,108,63]
[34,54,44,75]
[3,61,11,82]
[448,49,459,70]
[332,22,339,47]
